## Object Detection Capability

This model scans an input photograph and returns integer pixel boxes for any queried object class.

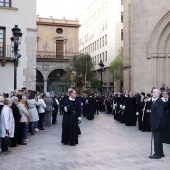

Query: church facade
[123,0,170,93]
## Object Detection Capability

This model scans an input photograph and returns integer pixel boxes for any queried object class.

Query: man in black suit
[149,89,164,159]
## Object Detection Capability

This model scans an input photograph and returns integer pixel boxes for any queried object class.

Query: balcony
[37,51,80,61]
[0,45,13,66]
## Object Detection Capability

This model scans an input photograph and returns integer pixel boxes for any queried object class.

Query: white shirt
[55,98,59,106]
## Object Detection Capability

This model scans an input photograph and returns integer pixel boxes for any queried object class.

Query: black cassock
[61,97,81,146]
[141,101,151,132]
[162,98,170,144]
[114,96,122,121]
[86,96,96,120]
[137,100,145,130]
[82,97,88,117]
[124,96,136,126]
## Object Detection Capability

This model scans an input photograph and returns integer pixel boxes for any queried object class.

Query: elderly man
[149,89,164,159]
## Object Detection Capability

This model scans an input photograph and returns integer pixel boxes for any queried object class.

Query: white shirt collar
[152,97,159,102]
[69,97,75,101]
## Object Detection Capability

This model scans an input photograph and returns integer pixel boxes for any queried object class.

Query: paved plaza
[0,112,170,170]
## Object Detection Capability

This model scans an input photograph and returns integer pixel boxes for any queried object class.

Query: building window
[121,12,123,23]
[100,54,101,61]
[56,40,64,58]
[97,40,99,49]
[121,29,123,41]
[0,0,11,7]
[56,28,63,34]
[95,56,96,65]
[105,51,107,62]
[97,55,99,64]
[105,35,107,45]
[102,36,104,47]
[103,52,104,61]
[121,0,123,5]
[105,19,107,29]
[104,68,107,77]
[0,28,5,58]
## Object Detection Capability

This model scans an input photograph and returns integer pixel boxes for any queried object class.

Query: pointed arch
[148,11,170,58]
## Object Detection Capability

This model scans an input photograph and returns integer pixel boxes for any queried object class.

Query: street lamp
[10,25,23,90]
[99,60,104,95]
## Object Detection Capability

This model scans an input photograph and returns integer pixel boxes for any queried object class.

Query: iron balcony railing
[0,45,13,60]
[37,51,80,59]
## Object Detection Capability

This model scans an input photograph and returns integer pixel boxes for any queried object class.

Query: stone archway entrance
[47,69,69,94]
[36,69,44,92]
[148,11,170,88]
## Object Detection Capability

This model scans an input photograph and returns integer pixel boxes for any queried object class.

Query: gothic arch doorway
[47,69,69,93]
[36,69,44,92]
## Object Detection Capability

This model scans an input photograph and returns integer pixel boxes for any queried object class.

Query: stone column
[44,79,47,92]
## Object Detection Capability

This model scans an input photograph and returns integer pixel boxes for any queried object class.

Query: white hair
[46,92,50,98]
[153,88,161,95]
[11,96,18,103]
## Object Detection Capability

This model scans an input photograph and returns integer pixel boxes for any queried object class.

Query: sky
[36,0,93,20]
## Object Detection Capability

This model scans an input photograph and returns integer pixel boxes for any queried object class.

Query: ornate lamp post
[99,60,104,95]
[10,25,22,90]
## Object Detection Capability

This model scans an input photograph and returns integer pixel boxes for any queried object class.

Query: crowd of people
[0,85,170,159]
[0,87,59,154]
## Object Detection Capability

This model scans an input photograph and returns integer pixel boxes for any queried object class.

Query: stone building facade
[36,17,80,93]
[0,0,36,93]
[123,0,170,93]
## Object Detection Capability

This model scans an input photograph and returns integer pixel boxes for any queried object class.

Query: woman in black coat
[10,96,22,147]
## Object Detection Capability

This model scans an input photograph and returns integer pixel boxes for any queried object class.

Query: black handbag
[5,131,10,146]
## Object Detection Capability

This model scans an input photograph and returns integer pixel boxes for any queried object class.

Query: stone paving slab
[0,112,170,170]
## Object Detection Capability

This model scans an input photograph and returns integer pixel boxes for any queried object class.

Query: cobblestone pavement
[0,112,170,170]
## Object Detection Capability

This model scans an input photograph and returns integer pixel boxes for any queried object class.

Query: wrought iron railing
[37,51,80,59]
[0,45,12,60]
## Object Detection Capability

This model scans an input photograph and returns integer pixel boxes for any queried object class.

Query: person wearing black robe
[82,94,88,117]
[119,93,126,123]
[52,94,59,124]
[75,95,82,135]
[114,92,122,121]
[86,94,96,120]
[59,94,64,115]
[10,96,22,147]
[165,97,170,144]
[123,91,136,126]
[141,97,151,132]
[61,89,81,146]
[137,92,145,130]
[161,91,170,144]
[94,93,99,115]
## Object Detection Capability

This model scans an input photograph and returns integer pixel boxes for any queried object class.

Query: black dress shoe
[149,155,161,159]
[19,142,27,145]
[40,128,45,130]
[161,153,165,157]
